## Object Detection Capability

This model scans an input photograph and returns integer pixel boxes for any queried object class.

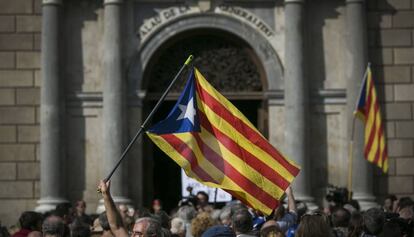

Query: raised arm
[285,186,297,213]
[98,180,129,237]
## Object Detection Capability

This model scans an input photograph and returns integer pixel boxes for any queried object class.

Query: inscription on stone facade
[215,5,274,38]
[139,6,199,42]
[138,5,275,43]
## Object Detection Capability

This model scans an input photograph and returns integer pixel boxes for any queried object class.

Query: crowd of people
[0,182,413,237]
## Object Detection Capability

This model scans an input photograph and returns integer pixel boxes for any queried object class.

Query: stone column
[98,0,131,213]
[36,0,67,212]
[284,0,316,208]
[345,0,376,210]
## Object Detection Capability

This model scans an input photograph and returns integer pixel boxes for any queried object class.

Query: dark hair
[363,208,385,235]
[295,214,330,237]
[348,212,363,237]
[397,197,413,210]
[153,210,170,229]
[378,219,402,237]
[385,195,397,202]
[196,191,209,200]
[42,216,65,237]
[55,203,72,218]
[19,211,42,230]
[331,207,350,227]
[0,226,10,237]
[231,209,252,234]
[98,212,110,231]
[70,220,90,237]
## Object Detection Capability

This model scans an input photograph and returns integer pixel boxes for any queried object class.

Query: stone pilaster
[345,0,377,210]
[98,0,131,213]
[284,0,316,208]
[35,0,67,212]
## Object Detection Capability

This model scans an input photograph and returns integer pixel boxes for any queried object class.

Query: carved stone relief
[146,33,262,93]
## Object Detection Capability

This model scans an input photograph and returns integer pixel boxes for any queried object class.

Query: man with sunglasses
[98,180,162,237]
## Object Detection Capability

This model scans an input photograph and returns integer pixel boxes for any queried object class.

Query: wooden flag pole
[347,63,370,201]
[347,116,356,201]
[99,55,194,187]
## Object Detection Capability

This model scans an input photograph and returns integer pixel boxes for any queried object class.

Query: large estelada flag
[146,68,300,215]
[354,66,388,173]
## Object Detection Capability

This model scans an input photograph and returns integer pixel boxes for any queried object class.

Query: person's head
[363,208,385,235]
[383,195,397,212]
[75,201,86,216]
[55,202,73,224]
[152,199,162,213]
[196,191,209,208]
[259,224,283,237]
[153,210,170,229]
[119,204,129,218]
[18,211,42,231]
[201,225,235,237]
[170,218,185,237]
[378,219,402,237]
[0,226,10,237]
[231,209,252,234]
[135,207,152,219]
[331,207,350,227]
[295,214,330,237]
[98,212,110,232]
[42,215,66,237]
[219,207,232,226]
[397,196,413,210]
[176,205,197,223]
[295,201,308,222]
[271,205,285,221]
[70,219,90,237]
[191,212,215,237]
[132,217,162,237]
[348,212,364,237]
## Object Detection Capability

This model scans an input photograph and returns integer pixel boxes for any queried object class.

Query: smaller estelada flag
[146,68,300,215]
[354,66,388,173]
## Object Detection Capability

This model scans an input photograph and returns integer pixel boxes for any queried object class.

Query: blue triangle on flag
[148,70,200,135]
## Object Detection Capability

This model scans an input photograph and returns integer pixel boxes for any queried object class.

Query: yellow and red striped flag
[146,68,300,215]
[354,66,388,173]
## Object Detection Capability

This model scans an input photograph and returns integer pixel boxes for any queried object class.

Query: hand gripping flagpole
[98,55,194,191]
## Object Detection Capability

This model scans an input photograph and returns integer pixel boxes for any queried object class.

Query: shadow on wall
[305,0,341,206]
[63,1,99,205]
[366,0,396,203]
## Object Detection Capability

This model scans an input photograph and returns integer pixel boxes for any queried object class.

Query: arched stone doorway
[142,29,269,211]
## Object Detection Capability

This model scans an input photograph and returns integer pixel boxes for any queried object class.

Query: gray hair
[176,206,197,223]
[135,217,162,237]
[42,216,65,237]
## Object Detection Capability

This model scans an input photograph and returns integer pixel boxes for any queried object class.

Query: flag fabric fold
[355,66,388,173]
[146,68,300,215]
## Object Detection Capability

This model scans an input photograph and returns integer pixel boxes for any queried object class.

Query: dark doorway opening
[144,99,262,214]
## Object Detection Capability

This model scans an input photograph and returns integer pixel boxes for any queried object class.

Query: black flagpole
[101,55,194,184]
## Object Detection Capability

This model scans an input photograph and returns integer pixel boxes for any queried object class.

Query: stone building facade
[0,0,414,226]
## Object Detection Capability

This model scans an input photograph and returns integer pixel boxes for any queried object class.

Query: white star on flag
[177,97,196,125]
